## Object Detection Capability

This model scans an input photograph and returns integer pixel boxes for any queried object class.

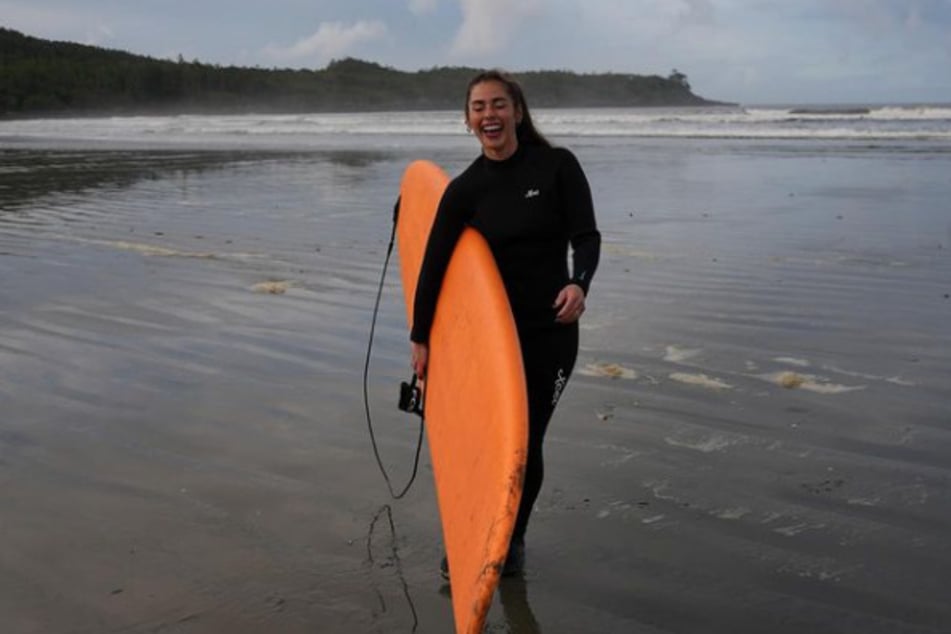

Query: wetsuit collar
[483,142,526,170]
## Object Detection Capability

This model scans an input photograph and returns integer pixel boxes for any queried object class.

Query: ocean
[3,104,951,146]
[1,106,950,633]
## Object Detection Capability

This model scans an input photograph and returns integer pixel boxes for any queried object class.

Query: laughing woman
[410,69,601,576]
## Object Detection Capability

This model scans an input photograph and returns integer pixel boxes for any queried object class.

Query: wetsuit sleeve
[410,182,470,344]
[557,150,601,295]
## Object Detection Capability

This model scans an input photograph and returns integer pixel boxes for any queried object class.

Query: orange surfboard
[397,160,529,634]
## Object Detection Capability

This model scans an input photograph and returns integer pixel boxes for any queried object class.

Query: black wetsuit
[411,142,600,542]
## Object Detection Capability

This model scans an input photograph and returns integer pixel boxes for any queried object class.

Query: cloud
[0,1,118,43]
[678,0,716,25]
[409,0,438,14]
[263,20,387,64]
[450,0,543,57]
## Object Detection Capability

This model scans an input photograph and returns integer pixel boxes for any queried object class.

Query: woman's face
[466,80,523,160]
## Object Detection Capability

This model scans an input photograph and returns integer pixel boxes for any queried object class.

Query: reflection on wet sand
[0,148,395,216]
[365,505,419,633]
[364,501,545,633]
[499,576,542,634]
[0,150,250,212]
[2,140,949,633]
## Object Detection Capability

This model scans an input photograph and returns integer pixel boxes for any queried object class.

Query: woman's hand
[411,341,429,379]
[553,283,586,324]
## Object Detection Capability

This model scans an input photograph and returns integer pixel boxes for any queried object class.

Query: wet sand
[1,140,950,633]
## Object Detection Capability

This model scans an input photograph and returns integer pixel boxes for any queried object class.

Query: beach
[1,109,950,633]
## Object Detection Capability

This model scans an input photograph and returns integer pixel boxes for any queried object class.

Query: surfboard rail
[397,160,529,634]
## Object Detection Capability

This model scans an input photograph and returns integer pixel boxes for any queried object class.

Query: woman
[410,70,600,576]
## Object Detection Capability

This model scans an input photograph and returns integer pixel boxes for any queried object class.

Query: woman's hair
[465,69,551,148]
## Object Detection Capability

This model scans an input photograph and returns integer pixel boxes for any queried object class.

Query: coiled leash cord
[362,197,426,500]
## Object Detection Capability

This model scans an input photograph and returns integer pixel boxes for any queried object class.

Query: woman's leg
[512,323,579,543]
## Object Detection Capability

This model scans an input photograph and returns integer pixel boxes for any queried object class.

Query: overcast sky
[3,0,950,105]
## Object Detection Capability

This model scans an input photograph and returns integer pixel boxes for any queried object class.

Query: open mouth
[481,122,503,138]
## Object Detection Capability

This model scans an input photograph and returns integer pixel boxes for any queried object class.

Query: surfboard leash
[362,196,426,500]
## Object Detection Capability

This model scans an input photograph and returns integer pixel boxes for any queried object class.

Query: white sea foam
[665,433,741,453]
[774,357,811,367]
[664,345,703,363]
[713,507,752,520]
[758,371,865,394]
[669,372,733,390]
[2,105,950,145]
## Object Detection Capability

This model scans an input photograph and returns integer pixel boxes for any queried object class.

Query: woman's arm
[558,149,601,296]
[410,182,470,345]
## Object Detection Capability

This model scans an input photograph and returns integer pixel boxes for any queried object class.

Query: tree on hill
[668,69,690,90]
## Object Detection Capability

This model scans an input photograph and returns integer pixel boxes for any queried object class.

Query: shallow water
[1,126,950,633]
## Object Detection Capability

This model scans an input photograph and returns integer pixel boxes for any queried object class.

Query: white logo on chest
[524,188,540,199]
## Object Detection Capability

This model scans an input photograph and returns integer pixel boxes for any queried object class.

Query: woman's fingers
[411,342,429,379]
[554,284,586,323]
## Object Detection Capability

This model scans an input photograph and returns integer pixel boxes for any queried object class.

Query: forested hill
[1,27,724,118]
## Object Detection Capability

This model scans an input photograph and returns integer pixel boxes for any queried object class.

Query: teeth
[482,124,502,132]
